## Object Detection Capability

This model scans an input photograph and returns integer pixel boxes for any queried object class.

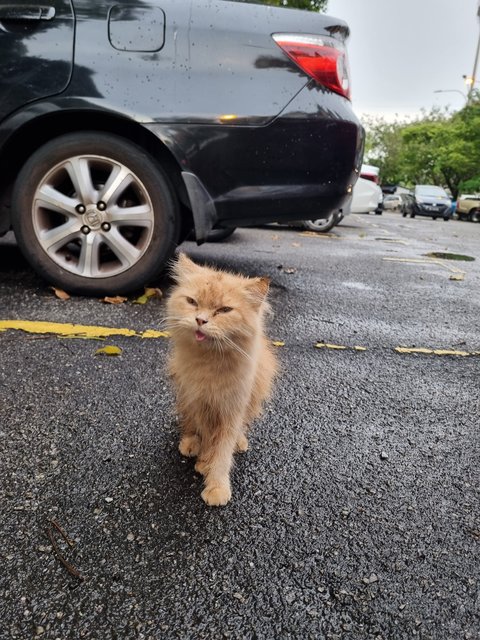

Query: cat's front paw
[179,434,200,457]
[201,484,232,507]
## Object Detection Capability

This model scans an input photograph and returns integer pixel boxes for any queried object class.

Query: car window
[415,186,448,197]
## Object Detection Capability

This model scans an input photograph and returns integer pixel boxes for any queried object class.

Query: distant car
[0,0,363,294]
[400,192,415,217]
[383,194,403,211]
[348,177,383,215]
[360,164,380,184]
[456,195,480,222]
[411,185,452,220]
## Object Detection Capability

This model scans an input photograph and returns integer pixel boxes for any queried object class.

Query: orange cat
[166,253,278,506]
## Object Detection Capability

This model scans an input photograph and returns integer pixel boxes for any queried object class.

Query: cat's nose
[196,315,208,326]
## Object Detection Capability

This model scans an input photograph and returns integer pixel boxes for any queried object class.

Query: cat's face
[166,254,269,346]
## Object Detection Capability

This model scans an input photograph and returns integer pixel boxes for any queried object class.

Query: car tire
[470,209,480,223]
[12,132,180,295]
[303,211,340,232]
[433,216,437,220]
[443,216,449,221]
[410,213,416,218]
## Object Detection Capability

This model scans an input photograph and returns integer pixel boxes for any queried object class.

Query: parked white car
[300,176,383,231]
[347,177,383,215]
[383,194,403,211]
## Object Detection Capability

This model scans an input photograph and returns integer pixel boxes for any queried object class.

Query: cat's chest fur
[171,341,257,396]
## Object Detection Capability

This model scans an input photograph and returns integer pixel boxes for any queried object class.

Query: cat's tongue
[195,330,207,342]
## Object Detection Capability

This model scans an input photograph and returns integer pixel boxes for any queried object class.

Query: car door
[0,0,74,120]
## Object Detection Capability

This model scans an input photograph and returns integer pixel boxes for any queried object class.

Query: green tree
[398,105,480,197]
[364,97,480,197]
[362,116,406,185]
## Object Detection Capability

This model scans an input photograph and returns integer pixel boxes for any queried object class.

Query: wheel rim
[306,213,335,230]
[32,155,155,278]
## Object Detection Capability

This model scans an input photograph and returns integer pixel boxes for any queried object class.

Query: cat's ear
[171,253,200,280]
[244,277,270,308]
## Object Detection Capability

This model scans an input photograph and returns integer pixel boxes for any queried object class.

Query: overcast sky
[327,0,479,122]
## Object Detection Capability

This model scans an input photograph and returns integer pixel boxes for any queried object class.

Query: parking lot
[1,212,479,639]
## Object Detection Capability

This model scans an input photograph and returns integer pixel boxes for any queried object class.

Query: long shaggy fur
[166,253,278,506]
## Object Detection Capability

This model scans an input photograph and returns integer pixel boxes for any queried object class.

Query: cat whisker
[234,325,255,338]
[164,317,193,332]
[220,335,253,362]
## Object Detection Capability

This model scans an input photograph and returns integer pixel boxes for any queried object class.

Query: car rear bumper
[148,85,364,242]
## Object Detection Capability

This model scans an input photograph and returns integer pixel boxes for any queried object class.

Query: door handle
[0,5,55,21]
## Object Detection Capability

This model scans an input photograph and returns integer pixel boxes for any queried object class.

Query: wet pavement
[1,212,479,639]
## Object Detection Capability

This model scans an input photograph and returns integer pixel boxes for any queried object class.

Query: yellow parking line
[1,320,479,357]
[394,346,480,357]
[0,320,169,339]
[428,259,465,274]
[383,257,466,275]
[315,342,367,352]
[297,231,338,239]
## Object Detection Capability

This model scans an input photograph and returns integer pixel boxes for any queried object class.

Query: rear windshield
[415,186,448,197]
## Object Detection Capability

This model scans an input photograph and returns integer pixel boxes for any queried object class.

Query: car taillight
[272,33,351,100]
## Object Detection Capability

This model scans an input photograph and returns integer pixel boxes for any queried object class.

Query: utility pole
[468,0,480,102]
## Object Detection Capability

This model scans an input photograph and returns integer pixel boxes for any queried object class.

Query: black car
[0,1,363,294]
[410,185,452,221]
[399,192,415,217]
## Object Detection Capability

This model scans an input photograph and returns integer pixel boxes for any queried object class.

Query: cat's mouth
[195,329,208,342]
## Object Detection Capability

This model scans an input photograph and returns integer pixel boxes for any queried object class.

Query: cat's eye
[186,296,197,306]
[216,306,233,314]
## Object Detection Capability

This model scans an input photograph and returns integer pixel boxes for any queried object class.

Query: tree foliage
[364,94,480,198]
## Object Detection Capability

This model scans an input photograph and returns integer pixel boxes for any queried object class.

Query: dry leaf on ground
[95,345,123,356]
[50,287,70,300]
[101,296,128,304]
[134,287,163,304]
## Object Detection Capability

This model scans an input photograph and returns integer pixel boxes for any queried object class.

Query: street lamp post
[468,0,480,101]
[433,89,468,106]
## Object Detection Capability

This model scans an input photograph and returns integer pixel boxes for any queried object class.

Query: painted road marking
[297,231,339,239]
[394,346,480,357]
[383,257,466,275]
[0,320,169,339]
[315,342,367,352]
[1,320,479,357]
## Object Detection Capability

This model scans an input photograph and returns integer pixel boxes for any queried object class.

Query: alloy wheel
[32,155,155,278]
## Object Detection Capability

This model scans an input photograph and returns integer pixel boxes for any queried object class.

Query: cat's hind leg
[236,433,249,453]
[194,458,209,475]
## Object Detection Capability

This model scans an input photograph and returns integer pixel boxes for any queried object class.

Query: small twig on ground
[46,520,85,581]
[49,519,76,548]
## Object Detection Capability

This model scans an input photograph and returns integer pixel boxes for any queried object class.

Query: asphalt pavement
[0,212,479,640]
